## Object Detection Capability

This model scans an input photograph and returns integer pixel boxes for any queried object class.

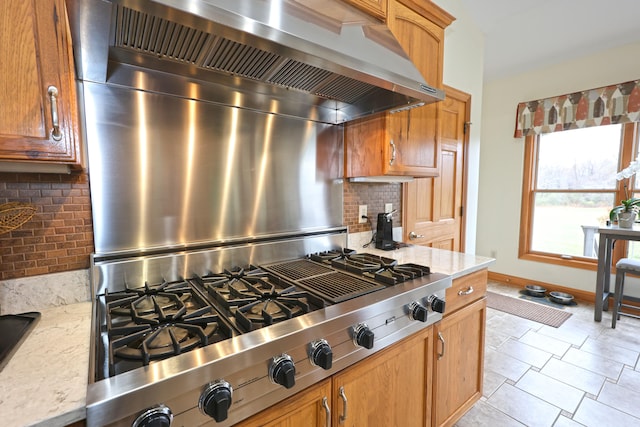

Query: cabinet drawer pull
[389,140,396,165]
[458,286,474,296]
[437,332,445,360]
[322,396,330,427]
[47,86,63,141]
[338,386,348,423]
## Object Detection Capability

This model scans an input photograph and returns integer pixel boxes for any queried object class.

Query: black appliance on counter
[375,211,396,250]
[86,232,450,427]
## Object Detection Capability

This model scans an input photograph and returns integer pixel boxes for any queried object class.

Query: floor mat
[486,291,572,328]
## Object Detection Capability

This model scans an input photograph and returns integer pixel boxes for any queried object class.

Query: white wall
[432,0,484,254]
[476,41,640,292]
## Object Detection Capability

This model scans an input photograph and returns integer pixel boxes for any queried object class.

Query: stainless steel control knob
[199,380,233,422]
[428,295,446,314]
[309,339,333,370]
[132,404,173,427]
[408,301,429,322]
[270,354,296,389]
[353,322,374,349]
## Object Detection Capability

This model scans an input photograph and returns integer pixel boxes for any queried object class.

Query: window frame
[519,122,639,271]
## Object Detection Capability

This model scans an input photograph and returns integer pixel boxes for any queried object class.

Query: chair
[612,258,640,328]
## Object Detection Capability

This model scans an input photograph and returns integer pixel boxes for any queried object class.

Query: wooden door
[237,379,331,427]
[432,298,486,427]
[403,86,469,251]
[332,326,433,427]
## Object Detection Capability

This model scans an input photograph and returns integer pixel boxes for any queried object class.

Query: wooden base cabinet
[432,297,486,427]
[0,0,82,168]
[237,326,433,427]
[332,327,433,427]
[238,379,332,427]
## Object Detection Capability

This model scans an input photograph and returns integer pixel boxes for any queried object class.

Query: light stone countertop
[363,244,495,279]
[0,301,92,427]
[0,245,492,427]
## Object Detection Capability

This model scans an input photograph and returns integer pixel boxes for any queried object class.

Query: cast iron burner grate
[200,270,325,332]
[363,263,432,286]
[104,280,233,375]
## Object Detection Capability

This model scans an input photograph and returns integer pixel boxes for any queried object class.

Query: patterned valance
[514,79,640,138]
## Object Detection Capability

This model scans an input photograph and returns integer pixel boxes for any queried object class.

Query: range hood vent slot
[204,39,281,80]
[70,0,445,124]
[114,7,210,64]
[113,6,377,105]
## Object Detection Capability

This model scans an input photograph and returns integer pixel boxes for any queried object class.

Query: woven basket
[0,202,37,234]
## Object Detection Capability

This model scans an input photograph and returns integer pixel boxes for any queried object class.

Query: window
[520,122,639,269]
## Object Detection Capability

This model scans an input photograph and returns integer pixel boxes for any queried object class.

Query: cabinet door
[237,379,331,427]
[333,326,433,427]
[0,0,81,166]
[433,298,486,427]
[342,0,387,19]
[385,1,446,176]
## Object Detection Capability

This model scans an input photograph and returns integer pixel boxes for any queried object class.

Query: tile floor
[455,281,640,427]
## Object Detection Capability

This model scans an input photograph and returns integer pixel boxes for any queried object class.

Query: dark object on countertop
[0,312,41,372]
[375,211,395,250]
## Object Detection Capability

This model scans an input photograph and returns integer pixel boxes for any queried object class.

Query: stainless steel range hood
[67,0,443,124]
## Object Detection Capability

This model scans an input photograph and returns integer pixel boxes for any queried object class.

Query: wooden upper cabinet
[0,0,82,168]
[344,0,454,178]
[342,0,387,19]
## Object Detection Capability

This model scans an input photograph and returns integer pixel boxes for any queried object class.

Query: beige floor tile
[537,324,590,347]
[573,397,640,427]
[562,347,625,380]
[597,381,640,419]
[497,338,553,368]
[516,370,584,413]
[553,415,584,427]
[519,330,572,357]
[580,337,640,366]
[485,347,530,382]
[619,367,640,391]
[486,383,561,427]
[483,369,508,398]
[455,399,526,427]
[539,357,606,396]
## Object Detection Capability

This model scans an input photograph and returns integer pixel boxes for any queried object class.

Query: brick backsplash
[344,180,402,234]
[0,172,94,280]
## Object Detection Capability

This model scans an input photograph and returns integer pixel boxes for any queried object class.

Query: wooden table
[595,224,640,321]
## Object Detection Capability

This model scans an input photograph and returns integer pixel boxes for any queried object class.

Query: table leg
[594,234,611,322]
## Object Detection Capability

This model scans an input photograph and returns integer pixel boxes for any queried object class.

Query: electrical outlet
[385,203,393,213]
[358,205,367,223]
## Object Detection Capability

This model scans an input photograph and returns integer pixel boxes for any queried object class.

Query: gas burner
[308,248,356,264]
[103,280,235,375]
[330,253,398,276]
[364,263,431,285]
[203,273,325,331]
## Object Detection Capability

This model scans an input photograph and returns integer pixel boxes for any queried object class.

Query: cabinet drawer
[445,269,487,316]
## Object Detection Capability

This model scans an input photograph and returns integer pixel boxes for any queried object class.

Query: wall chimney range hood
[68,0,444,124]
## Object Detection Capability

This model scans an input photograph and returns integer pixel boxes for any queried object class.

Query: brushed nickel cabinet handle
[339,386,348,423]
[47,86,63,141]
[389,140,396,165]
[458,286,474,296]
[322,396,330,427]
[437,332,445,360]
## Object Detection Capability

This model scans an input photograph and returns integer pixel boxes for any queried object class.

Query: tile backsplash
[344,180,402,234]
[0,172,94,280]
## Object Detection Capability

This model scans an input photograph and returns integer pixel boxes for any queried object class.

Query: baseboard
[487,272,594,303]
